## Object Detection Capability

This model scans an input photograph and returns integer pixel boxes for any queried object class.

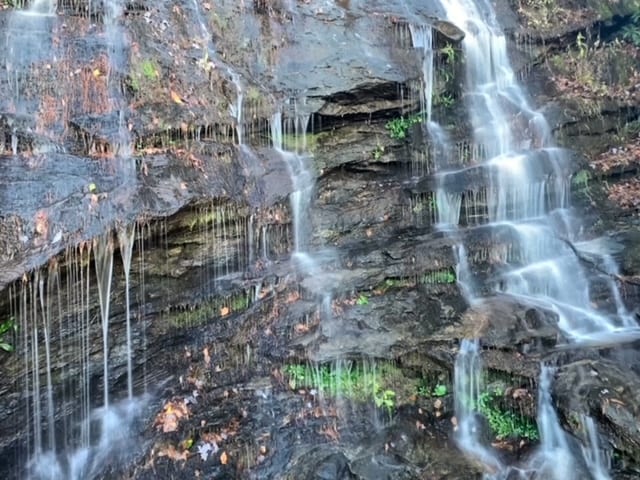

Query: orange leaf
[220,451,228,465]
[220,306,229,317]
[170,90,184,105]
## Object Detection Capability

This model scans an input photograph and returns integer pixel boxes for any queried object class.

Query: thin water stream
[117,224,136,400]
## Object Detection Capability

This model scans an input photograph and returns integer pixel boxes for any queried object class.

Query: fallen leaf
[293,323,309,334]
[203,347,211,366]
[220,306,229,316]
[171,89,185,105]
[157,444,188,462]
[197,441,218,461]
[34,210,49,238]
[220,451,228,465]
[154,399,190,433]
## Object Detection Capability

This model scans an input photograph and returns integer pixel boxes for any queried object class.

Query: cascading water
[579,414,612,480]
[434,0,639,342]
[453,339,503,473]
[270,106,315,263]
[413,0,640,475]
[103,0,133,165]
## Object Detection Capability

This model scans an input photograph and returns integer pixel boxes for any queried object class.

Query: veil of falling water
[23,229,147,480]
[4,0,55,155]
[103,0,135,172]
[404,0,640,475]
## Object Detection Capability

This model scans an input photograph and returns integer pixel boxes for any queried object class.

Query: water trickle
[408,24,434,122]
[579,415,611,480]
[20,233,149,479]
[530,366,575,479]
[94,233,114,408]
[117,224,136,400]
[230,72,245,145]
[104,0,134,169]
[453,339,503,473]
[270,107,314,255]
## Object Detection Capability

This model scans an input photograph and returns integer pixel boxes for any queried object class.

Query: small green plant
[283,363,397,414]
[434,92,455,108]
[440,43,457,63]
[571,169,591,193]
[0,317,16,352]
[420,269,456,284]
[622,11,640,47]
[385,114,422,140]
[476,389,539,441]
[372,143,385,160]
[374,385,396,413]
[432,384,448,397]
[356,294,369,306]
[284,364,308,389]
[575,32,588,59]
[129,59,160,92]
[141,59,159,80]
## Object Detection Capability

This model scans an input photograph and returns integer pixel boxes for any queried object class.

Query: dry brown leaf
[170,89,185,105]
[286,291,300,303]
[157,444,188,462]
[220,306,230,316]
[220,451,228,465]
[155,399,190,433]
[293,323,309,334]
[203,347,211,366]
[34,210,49,238]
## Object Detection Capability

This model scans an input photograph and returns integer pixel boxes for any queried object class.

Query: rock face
[1,0,640,479]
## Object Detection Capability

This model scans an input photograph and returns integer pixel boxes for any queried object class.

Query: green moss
[247,86,262,102]
[280,131,328,152]
[129,58,160,93]
[185,208,220,231]
[283,362,407,413]
[167,291,253,328]
[420,269,456,284]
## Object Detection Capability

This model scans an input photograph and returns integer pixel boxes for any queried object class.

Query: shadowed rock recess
[2,0,640,478]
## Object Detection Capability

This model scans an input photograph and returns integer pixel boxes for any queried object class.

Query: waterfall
[270,106,314,258]
[23,230,147,479]
[434,0,640,341]
[434,0,640,475]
